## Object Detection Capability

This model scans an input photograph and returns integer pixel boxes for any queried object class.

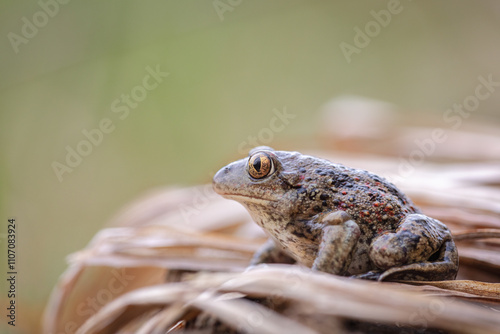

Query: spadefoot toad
[213,147,458,281]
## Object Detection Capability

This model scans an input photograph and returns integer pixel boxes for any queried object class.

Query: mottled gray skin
[213,147,458,281]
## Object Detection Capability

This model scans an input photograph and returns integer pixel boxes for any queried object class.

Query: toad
[213,147,458,281]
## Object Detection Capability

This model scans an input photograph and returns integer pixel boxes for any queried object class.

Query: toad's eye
[248,152,274,179]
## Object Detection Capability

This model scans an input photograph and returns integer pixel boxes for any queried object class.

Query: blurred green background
[1,1,499,332]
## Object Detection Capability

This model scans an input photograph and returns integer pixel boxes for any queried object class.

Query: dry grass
[43,112,500,334]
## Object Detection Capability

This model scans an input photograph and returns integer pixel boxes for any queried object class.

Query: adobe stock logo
[7,0,71,54]
[237,107,295,155]
[49,268,135,334]
[52,65,169,182]
[213,0,243,21]
[389,74,499,183]
[340,0,406,64]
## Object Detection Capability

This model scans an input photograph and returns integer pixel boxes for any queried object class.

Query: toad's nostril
[213,165,231,186]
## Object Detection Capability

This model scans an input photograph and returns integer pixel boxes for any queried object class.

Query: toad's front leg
[313,211,361,275]
[251,238,296,266]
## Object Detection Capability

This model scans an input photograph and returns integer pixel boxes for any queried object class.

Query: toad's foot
[351,270,383,281]
[369,214,458,281]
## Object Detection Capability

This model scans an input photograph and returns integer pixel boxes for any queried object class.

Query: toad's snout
[212,165,232,194]
[212,158,249,195]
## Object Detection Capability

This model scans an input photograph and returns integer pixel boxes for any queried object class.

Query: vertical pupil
[253,157,262,171]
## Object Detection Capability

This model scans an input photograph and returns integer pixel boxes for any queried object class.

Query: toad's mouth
[217,192,277,204]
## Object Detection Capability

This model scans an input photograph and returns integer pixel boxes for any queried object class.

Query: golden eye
[248,152,274,179]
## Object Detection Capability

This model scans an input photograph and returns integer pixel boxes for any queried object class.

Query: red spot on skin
[360,210,370,217]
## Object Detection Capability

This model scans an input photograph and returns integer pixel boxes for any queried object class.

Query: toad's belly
[273,232,374,274]
[271,233,319,267]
